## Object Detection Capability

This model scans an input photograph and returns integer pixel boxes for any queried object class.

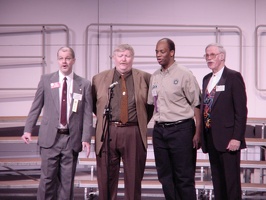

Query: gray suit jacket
[92,68,154,155]
[24,71,93,152]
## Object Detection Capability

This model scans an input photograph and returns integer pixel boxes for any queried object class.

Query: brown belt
[109,122,138,127]
[57,128,69,134]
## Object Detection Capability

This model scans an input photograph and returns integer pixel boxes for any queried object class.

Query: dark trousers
[206,130,242,200]
[153,119,197,200]
[38,134,78,200]
[96,125,146,200]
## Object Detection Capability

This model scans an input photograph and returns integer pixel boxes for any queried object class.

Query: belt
[57,128,69,134]
[155,118,192,128]
[109,122,139,127]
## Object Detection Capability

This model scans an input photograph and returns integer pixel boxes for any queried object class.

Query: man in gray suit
[21,47,93,200]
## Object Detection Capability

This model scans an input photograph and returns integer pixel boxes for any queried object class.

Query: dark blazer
[200,67,247,153]
[24,71,93,152]
[92,68,154,155]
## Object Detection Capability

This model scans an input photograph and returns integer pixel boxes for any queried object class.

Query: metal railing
[255,25,266,91]
[0,24,69,91]
[85,23,242,79]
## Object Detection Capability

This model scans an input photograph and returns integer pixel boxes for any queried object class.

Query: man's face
[113,50,133,74]
[57,50,75,76]
[155,40,174,69]
[205,46,224,73]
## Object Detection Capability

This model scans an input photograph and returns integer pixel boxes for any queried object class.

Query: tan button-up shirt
[148,62,201,122]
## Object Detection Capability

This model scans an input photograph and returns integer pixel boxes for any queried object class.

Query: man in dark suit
[21,47,93,200]
[92,44,153,200]
[200,43,248,200]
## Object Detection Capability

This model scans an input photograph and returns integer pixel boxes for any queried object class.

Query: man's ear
[170,50,175,57]
[220,53,225,61]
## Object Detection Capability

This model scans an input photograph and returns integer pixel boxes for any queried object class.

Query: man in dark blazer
[92,44,153,200]
[200,43,247,200]
[22,47,93,200]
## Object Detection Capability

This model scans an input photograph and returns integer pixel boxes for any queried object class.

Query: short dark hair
[158,38,175,55]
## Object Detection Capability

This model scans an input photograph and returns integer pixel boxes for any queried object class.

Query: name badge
[50,82,60,89]
[72,99,78,112]
[73,93,82,100]
[152,86,157,97]
[216,85,225,92]
[72,93,82,112]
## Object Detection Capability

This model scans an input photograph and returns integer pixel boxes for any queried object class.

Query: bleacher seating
[0,117,266,199]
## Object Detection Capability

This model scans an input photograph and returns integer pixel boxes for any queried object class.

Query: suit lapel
[70,73,82,116]
[105,69,115,87]
[202,73,212,100]
[104,69,116,102]
[132,69,141,105]
[50,72,60,114]
[203,74,211,92]
[212,67,228,107]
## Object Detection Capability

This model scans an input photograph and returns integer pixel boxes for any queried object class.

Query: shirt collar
[115,68,132,79]
[213,66,224,79]
[160,61,177,74]
[59,71,74,82]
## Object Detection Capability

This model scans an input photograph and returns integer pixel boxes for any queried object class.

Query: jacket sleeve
[24,75,45,133]
[232,72,247,141]
[82,79,94,143]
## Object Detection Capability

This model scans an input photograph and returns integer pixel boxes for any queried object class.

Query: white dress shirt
[207,67,224,92]
[59,71,73,128]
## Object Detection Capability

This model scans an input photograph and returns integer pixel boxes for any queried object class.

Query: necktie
[203,88,216,129]
[60,77,67,126]
[120,75,128,124]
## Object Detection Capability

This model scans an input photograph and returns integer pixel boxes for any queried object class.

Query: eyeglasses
[58,57,73,62]
[203,53,221,59]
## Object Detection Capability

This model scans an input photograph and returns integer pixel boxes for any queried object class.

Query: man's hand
[226,139,241,151]
[21,132,32,144]
[193,107,201,150]
[193,133,201,149]
[82,142,91,158]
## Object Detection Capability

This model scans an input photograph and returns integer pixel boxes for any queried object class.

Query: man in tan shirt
[148,38,201,200]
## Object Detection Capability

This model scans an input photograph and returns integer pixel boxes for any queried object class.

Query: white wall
[0,0,266,118]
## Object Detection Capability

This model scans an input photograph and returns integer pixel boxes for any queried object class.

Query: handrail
[255,25,266,91]
[85,23,242,79]
[0,24,69,91]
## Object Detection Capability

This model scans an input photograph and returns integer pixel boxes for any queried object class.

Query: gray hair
[205,43,226,60]
[113,44,135,57]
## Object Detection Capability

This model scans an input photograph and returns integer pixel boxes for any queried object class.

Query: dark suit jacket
[24,71,93,152]
[200,67,248,153]
[92,68,154,155]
